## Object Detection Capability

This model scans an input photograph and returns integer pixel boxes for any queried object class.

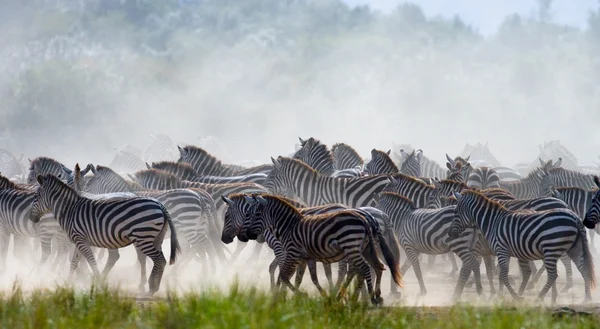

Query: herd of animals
[0,134,600,306]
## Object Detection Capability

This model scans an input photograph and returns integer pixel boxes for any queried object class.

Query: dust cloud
[0,0,599,305]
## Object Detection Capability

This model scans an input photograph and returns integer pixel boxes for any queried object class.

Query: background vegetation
[0,0,599,164]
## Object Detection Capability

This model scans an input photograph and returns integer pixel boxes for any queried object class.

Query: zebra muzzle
[583,218,596,230]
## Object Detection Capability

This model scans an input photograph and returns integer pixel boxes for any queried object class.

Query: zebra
[498,159,562,199]
[109,150,146,173]
[0,148,24,180]
[221,194,399,294]
[331,143,364,171]
[583,176,600,231]
[144,133,178,163]
[238,194,402,305]
[549,185,599,249]
[263,156,391,208]
[376,191,489,299]
[456,142,501,167]
[177,145,272,176]
[127,168,270,263]
[294,137,335,176]
[467,167,501,189]
[83,165,223,276]
[293,137,362,179]
[29,173,181,295]
[542,167,597,191]
[27,157,71,185]
[398,149,422,177]
[389,144,446,179]
[531,140,580,173]
[449,190,596,304]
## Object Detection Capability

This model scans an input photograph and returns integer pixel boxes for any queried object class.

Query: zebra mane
[28,156,66,172]
[150,161,198,178]
[94,165,144,190]
[178,144,226,169]
[331,143,363,164]
[391,172,434,190]
[133,169,183,186]
[37,173,79,199]
[255,194,303,217]
[371,149,399,172]
[228,192,307,209]
[296,137,333,159]
[435,178,469,190]
[460,189,509,211]
[276,156,321,176]
[548,167,591,179]
[0,173,25,190]
[378,191,415,209]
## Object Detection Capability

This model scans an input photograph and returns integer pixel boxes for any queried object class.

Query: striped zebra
[142,163,267,185]
[27,157,71,185]
[177,145,272,176]
[127,168,270,263]
[449,190,595,303]
[498,160,561,199]
[238,194,402,305]
[543,167,596,190]
[365,149,422,177]
[263,156,391,208]
[29,173,181,295]
[0,148,24,180]
[549,185,599,249]
[109,149,146,173]
[83,165,223,275]
[390,144,446,179]
[221,194,399,294]
[467,167,501,189]
[331,143,364,171]
[456,142,501,167]
[144,133,178,163]
[376,192,488,299]
[583,177,600,231]
[531,140,580,173]
[293,137,362,179]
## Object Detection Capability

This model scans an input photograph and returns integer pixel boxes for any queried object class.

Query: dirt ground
[1,238,599,313]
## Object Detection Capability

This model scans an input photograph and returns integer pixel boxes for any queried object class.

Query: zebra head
[583,176,600,229]
[220,193,255,244]
[29,174,66,223]
[448,191,473,239]
[239,194,268,242]
[364,149,397,175]
[262,156,287,195]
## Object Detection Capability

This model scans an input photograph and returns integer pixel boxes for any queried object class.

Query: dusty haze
[0,0,599,304]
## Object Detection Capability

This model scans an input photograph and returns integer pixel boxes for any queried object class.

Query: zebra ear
[298,137,306,146]
[446,163,453,171]
[28,158,33,164]
[551,186,562,198]
[386,149,391,155]
[177,145,187,158]
[400,149,409,158]
[432,179,441,189]
[416,149,423,159]
[256,195,268,205]
[452,190,463,201]
[146,163,151,169]
[594,176,600,188]
[244,195,256,204]
[465,156,471,162]
[538,157,545,166]
[445,154,455,167]
[554,158,562,168]
[221,195,234,205]
[36,174,45,186]
[90,164,98,175]
[271,157,281,169]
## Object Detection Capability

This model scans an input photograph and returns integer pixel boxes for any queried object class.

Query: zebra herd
[0,135,599,305]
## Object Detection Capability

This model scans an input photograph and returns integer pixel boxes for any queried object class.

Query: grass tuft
[0,282,595,328]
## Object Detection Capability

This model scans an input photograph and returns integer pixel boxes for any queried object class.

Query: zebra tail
[580,226,597,290]
[383,227,401,266]
[163,205,182,265]
[378,233,403,288]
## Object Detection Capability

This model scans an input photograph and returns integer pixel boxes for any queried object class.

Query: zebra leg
[496,253,521,301]
[39,234,53,267]
[268,257,279,291]
[559,254,573,292]
[68,249,82,280]
[566,234,593,303]
[516,259,532,296]
[347,253,375,305]
[334,260,348,292]
[136,243,167,296]
[536,257,559,304]
[482,255,496,295]
[452,253,483,301]
[448,252,459,277]
[250,241,264,262]
[136,249,148,292]
[294,261,307,289]
[527,261,545,290]
[73,241,101,279]
[100,249,120,278]
[405,249,427,296]
[322,263,334,290]
[276,257,303,294]
[307,260,327,296]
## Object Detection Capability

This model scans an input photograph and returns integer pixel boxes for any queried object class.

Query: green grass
[0,281,596,329]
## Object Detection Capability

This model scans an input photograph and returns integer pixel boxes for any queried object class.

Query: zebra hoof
[371,296,384,306]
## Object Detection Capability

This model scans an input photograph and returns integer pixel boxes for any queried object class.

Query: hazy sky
[343,0,598,35]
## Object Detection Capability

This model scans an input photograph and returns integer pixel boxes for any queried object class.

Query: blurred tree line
[0,0,599,160]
